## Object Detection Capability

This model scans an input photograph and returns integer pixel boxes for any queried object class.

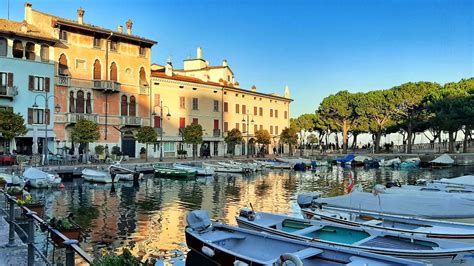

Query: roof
[174,65,234,74]
[0,19,57,43]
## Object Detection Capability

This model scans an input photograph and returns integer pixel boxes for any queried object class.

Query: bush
[92,248,141,266]
[111,146,122,156]
[95,145,105,155]
[140,147,146,154]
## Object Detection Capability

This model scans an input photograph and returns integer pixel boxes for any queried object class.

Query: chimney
[165,58,173,77]
[251,85,257,92]
[197,47,202,59]
[126,19,133,35]
[117,25,123,33]
[222,59,228,67]
[24,3,32,24]
[284,85,290,98]
[77,7,85,25]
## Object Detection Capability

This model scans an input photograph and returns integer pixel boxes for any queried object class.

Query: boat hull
[82,169,112,183]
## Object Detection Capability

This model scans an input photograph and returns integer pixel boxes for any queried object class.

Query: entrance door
[122,137,136,158]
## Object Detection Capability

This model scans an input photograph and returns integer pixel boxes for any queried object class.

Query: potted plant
[49,214,82,248]
[6,186,23,199]
[177,149,187,159]
[139,147,146,160]
[92,248,142,266]
[0,177,6,188]
[95,145,105,162]
[18,195,45,217]
[111,146,121,161]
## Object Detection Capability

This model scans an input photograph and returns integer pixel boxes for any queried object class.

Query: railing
[55,75,70,87]
[55,76,121,92]
[93,80,121,92]
[213,129,221,137]
[67,113,99,123]
[121,116,142,126]
[0,189,93,265]
[0,86,18,99]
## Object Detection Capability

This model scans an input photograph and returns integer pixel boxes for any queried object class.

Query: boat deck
[361,236,435,250]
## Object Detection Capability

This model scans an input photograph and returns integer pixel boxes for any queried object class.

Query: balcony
[0,86,18,100]
[67,113,99,123]
[55,75,70,87]
[93,80,121,92]
[122,116,142,126]
[213,129,221,137]
[54,76,120,92]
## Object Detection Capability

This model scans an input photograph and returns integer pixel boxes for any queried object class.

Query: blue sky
[2,0,473,117]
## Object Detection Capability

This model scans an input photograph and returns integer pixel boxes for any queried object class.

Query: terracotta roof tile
[0,19,57,42]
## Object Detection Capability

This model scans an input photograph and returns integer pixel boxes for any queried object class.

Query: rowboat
[153,165,196,179]
[186,210,424,266]
[173,163,215,176]
[217,161,256,172]
[276,157,312,165]
[109,164,142,181]
[82,168,112,183]
[82,165,141,183]
[23,167,61,188]
[202,162,249,173]
[254,160,292,169]
[395,157,420,168]
[352,155,371,167]
[300,206,474,243]
[380,157,401,167]
[236,209,474,265]
[434,175,474,189]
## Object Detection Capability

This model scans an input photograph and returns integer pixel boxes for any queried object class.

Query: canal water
[29,165,474,265]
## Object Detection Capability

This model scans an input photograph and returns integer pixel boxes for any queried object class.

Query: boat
[254,160,292,169]
[395,157,420,168]
[351,155,371,167]
[217,161,256,172]
[335,154,355,165]
[109,164,143,181]
[153,165,196,179]
[372,183,474,198]
[276,157,312,165]
[186,210,423,266]
[300,205,474,243]
[202,162,249,173]
[23,167,62,188]
[236,209,474,265]
[380,157,401,167]
[0,172,25,186]
[430,154,455,169]
[82,168,112,183]
[434,175,474,188]
[173,163,215,176]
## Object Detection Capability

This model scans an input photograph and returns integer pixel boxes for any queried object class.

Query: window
[275,126,279,135]
[254,106,257,115]
[242,105,246,114]
[270,126,273,135]
[25,42,35,60]
[86,93,92,114]
[33,109,44,124]
[59,30,68,42]
[275,110,278,118]
[110,41,118,51]
[284,111,288,119]
[224,102,228,112]
[13,40,23,58]
[93,37,101,48]
[192,98,199,110]
[270,109,273,117]
[192,118,198,125]
[29,76,46,91]
[243,123,246,133]
[58,54,69,75]
[214,119,219,129]
[40,45,49,62]
[154,116,161,128]
[110,62,117,81]
[163,142,175,152]
[254,124,257,133]
[259,107,263,116]
[213,100,219,112]
[129,96,136,116]
[139,67,148,86]
[235,123,239,131]
[180,97,185,109]
[139,46,146,56]
[0,37,6,56]
[76,91,84,113]
[235,104,240,114]
[179,117,186,128]
[69,91,75,112]
[0,72,13,89]
[224,122,228,132]
[93,59,101,80]
[121,95,128,116]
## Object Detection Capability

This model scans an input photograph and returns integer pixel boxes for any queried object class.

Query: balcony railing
[93,80,121,92]
[67,113,99,123]
[55,75,70,86]
[0,86,18,99]
[55,76,120,92]
[122,116,142,126]
[213,129,221,137]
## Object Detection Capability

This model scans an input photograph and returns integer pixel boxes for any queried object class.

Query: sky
[2,0,473,117]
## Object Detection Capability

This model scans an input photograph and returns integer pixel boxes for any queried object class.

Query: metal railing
[54,76,121,92]
[92,80,121,92]
[121,116,142,126]
[55,75,70,87]
[0,189,93,265]
[0,86,18,98]
[67,113,99,123]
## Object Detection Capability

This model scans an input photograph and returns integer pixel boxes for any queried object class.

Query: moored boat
[82,168,112,183]
[23,167,62,188]
[173,163,215,176]
[434,175,474,189]
[430,154,454,169]
[236,209,474,265]
[186,210,423,266]
[153,165,196,179]
[202,162,249,173]
[380,157,401,167]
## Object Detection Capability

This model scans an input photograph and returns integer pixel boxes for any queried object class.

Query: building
[0,18,57,156]
[150,48,292,158]
[25,3,157,158]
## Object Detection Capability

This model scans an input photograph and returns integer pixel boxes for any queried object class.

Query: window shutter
[29,76,34,91]
[45,109,50,124]
[45,77,50,92]
[28,108,33,124]
[7,73,13,87]
[154,116,161,128]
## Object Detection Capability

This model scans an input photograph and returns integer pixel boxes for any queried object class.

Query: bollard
[26,211,36,266]
[6,199,16,247]
[64,239,79,266]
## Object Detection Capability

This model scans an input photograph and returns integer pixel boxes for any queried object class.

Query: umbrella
[10,138,17,153]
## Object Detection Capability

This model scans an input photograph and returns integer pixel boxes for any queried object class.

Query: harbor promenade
[0,210,27,266]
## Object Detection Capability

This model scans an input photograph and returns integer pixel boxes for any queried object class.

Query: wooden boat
[236,209,474,265]
[186,210,423,266]
[82,168,112,183]
[23,167,61,188]
[173,163,215,176]
[153,165,196,179]
[202,162,249,173]
[300,206,474,243]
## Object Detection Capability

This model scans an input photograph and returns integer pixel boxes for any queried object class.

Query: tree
[183,123,203,159]
[292,114,316,156]
[70,119,100,162]
[224,129,243,156]
[280,127,298,156]
[0,109,27,153]
[307,134,318,155]
[254,129,271,156]
[136,126,157,162]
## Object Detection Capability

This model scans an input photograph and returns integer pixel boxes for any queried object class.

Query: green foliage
[95,145,105,155]
[71,119,100,144]
[49,216,79,230]
[183,124,203,144]
[224,128,243,155]
[111,146,121,155]
[254,129,271,145]
[280,127,298,145]
[6,187,23,196]
[136,126,157,145]
[307,134,318,145]
[0,109,27,140]
[92,248,141,266]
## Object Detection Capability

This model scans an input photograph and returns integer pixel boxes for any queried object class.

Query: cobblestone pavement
[0,214,27,266]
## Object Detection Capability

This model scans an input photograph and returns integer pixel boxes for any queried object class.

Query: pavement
[0,213,27,266]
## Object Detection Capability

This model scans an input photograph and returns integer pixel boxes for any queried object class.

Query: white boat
[202,162,248,173]
[276,157,312,165]
[227,160,260,171]
[82,168,112,183]
[109,164,142,181]
[255,160,292,169]
[430,154,454,168]
[435,175,474,188]
[372,183,474,199]
[380,157,401,167]
[0,172,24,186]
[23,167,61,188]
[173,163,215,176]
[217,161,255,172]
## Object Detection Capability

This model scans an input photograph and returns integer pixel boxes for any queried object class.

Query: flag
[347,171,355,193]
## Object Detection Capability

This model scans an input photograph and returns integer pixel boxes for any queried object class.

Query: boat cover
[336,154,355,163]
[430,154,454,164]
[187,210,212,232]
[297,192,321,208]
[438,175,474,186]
[23,167,50,180]
[353,155,371,162]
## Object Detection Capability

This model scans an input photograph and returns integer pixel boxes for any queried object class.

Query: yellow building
[150,48,292,157]
[25,3,157,158]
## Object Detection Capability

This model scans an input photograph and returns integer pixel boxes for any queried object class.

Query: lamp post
[152,100,171,162]
[32,94,60,165]
[242,114,254,158]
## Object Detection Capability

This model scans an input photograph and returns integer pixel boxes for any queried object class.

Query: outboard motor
[186,210,212,233]
[297,192,321,208]
[239,208,255,221]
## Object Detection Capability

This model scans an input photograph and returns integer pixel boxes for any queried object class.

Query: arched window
[76,91,84,113]
[110,62,117,81]
[25,42,35,60]
[0,37,7,57]
[93,59,101,80]
[129,96,136,116]
[58,54,69,75]
[69,91,75,113]
[12,40,23,58]
[86,92,92,114]
[40,45,49,62]
[139,67,148,86]
[121,95,128,116]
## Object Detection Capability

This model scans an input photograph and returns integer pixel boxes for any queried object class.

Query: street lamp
[152,100,171,162]
[32,94,60,165]
[242,114,255,158]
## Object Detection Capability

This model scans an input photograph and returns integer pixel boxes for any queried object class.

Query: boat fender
[275,253,303,266]
[201,246,215,257]
[234,260,249,266]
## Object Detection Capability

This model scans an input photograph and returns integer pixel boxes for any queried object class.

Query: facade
[0,19,57,156]
[25,3,156,158]
[150,48,292,158]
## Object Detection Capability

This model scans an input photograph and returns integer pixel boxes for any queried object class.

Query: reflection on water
[31,165,474,264]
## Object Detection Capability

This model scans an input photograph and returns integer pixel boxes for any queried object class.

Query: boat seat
[363,219,382,226]
[290,247,324,260]
[207,233,246,243]
[292,225,320,236]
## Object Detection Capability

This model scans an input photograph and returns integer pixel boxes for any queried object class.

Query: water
[29,165,474,264]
